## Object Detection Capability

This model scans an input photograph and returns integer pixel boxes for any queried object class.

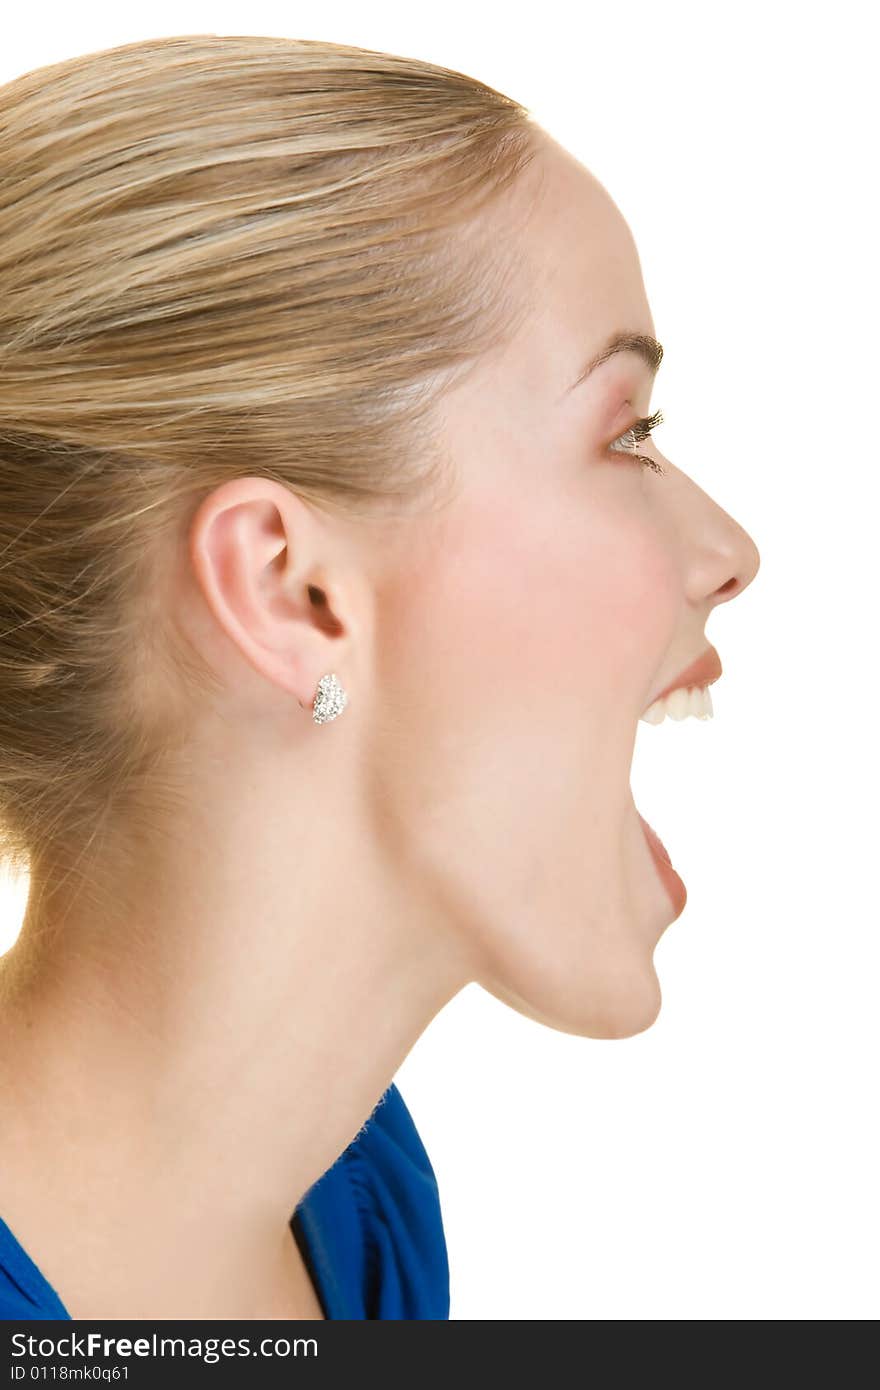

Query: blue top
[0,1082,449,1321]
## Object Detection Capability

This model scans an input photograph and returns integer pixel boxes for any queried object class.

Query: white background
[2,1,877,1320]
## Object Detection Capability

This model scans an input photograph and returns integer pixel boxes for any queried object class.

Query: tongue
[638,812,672,866]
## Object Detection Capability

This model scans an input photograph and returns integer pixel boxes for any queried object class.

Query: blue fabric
[0,1082,449,1321]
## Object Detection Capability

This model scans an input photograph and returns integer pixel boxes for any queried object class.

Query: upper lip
[642,645,723,713]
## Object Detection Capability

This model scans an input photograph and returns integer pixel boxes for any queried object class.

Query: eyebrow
[567,332,664,393]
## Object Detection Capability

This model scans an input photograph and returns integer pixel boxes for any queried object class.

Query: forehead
[491,134,656,403]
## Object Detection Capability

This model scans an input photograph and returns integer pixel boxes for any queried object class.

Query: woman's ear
[186,476,352,713]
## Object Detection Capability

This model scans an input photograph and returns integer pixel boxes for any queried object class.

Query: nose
[706,518,760,608]
[673,470,761,608]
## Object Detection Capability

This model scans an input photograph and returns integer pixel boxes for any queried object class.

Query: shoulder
[296,1081,449,1320]
[342,1082,449,1320]
[0,1216,69,1320]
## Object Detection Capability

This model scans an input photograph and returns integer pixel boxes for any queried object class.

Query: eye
[608,407,666,474]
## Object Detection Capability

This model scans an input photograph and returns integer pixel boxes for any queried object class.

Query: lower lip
[638,812,688,917]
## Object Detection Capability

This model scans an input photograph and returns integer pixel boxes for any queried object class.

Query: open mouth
[633,649,722,917]
[634,677,719,917]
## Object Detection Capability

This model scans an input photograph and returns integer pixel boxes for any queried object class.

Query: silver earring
[312,672,349,725]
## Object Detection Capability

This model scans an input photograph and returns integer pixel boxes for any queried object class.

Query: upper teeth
[640,684,714,725]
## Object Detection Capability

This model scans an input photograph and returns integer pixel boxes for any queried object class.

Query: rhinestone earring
[312,672,349,725]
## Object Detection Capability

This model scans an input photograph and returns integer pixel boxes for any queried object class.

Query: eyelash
[608,408,666,474]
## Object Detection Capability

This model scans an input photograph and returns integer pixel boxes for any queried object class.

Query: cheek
[373,477,678,850]
[422,481,678,730]
[575,496,680,711]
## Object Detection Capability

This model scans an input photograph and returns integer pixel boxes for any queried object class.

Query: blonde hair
[0,35,539,922]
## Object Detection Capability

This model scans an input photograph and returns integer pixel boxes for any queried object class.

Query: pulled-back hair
[0,34,539,915]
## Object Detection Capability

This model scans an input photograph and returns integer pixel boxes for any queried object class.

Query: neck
[0,802,472,1315]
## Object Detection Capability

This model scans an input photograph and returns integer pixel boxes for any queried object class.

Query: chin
[481,954,663,1041]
